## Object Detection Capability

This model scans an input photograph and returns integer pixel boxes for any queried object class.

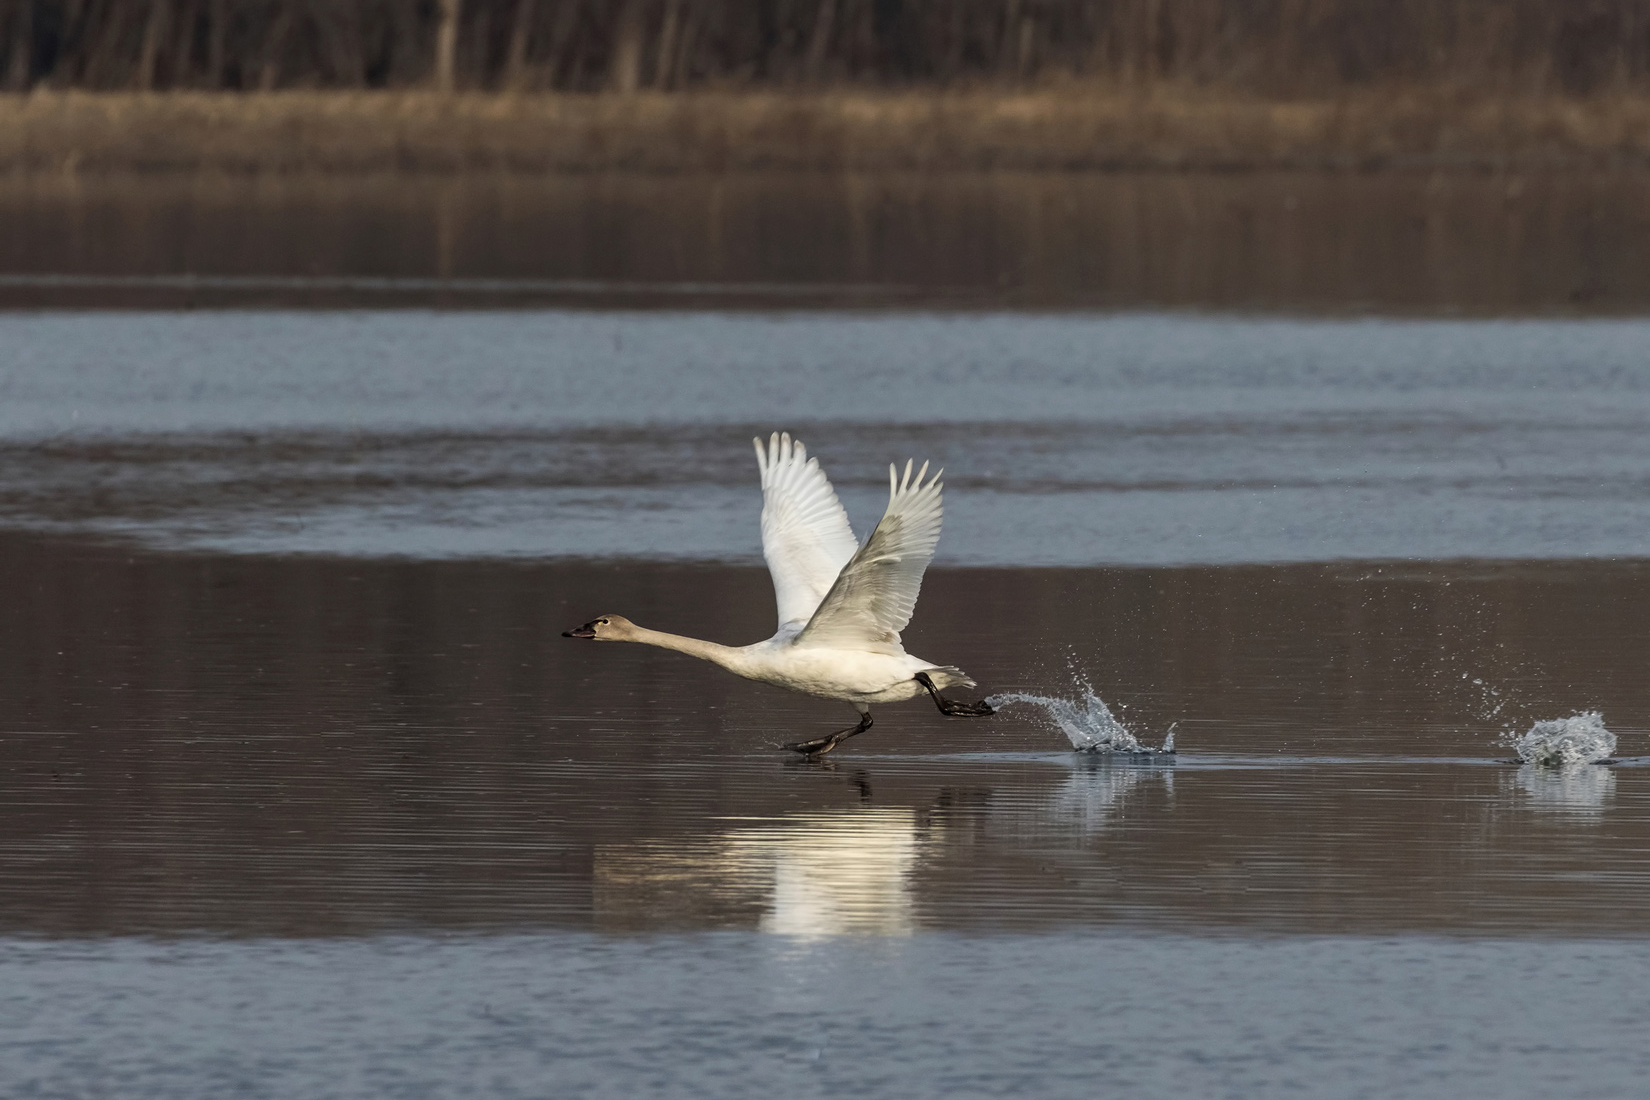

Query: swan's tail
[921,665,976,691]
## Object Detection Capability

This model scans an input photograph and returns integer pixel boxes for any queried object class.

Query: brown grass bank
[6,89,1650,174]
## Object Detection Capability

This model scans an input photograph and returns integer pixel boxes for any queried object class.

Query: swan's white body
[567,432,976,711]
[680,634,957,706]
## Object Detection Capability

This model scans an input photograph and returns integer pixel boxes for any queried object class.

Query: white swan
[564,431,994,756]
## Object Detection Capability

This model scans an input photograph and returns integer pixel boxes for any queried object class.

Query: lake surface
[3,309,1650,1097]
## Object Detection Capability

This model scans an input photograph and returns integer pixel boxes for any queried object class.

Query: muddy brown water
[5,534,1649,939]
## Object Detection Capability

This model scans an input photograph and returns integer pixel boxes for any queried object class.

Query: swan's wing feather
[794,459,943,655]
[755,432,860,632]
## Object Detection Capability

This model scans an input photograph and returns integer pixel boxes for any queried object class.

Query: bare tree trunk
[314,0,364,87]
[653,0,680,88]
[83,1,131,88]
[39,0,83,86]
[1123,0,1161,89]
[609,0,644,93]
[543,0,581,89]
[260,7,292,90]
[137,0,169,90]
[504,0,536,89]
[998,0,1020,76]
[207,0,226,88]
[170,0,198,86]
[434,0,462,91]
[467,3,489,87]
[944,0,965,81]
[805,0,834,83]
[1016,13,1034,77]
[673,5,698,89]
[6,0,33,91]
[384,0,420,86]
[1086,0,1113,81]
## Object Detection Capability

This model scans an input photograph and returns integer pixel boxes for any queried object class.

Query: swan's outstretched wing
[794,459,943,655]
[755,432,860,633]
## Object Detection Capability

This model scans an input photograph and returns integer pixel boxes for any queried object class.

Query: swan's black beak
[562,621,599,639]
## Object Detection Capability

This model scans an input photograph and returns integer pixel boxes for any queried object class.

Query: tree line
[3,0,1647,96]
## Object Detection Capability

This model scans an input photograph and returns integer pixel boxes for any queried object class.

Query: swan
[563,431,994,756]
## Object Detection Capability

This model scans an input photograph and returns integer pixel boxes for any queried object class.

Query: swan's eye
[599,618,610,625]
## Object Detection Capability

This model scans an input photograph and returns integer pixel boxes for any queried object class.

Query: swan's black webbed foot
[914,672,996,716]
[785,711,873,758]
[784,734,846,758]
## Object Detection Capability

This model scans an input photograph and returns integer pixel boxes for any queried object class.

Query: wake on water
[987,664,1611,764]
[1508,711,1616,767]
[987,672,1174,755]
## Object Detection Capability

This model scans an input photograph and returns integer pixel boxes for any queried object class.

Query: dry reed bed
[4,90,1650,173]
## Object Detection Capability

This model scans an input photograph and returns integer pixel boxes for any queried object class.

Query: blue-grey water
[7,934,1650,1100]
[5,311,1650,562]
[4,309,1650,1098]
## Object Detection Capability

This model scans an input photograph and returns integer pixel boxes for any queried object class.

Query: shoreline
[4,89,1650,175]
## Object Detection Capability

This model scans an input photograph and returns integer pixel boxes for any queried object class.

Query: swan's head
[561,614,635,641]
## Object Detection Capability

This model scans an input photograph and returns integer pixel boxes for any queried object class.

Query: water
[5,171,1650,313]
[1512,712,1618,766]
[988,669,1174,752]
[7,312,1650,562]
[5,308,1650,1096]
[7,934,1650,1100]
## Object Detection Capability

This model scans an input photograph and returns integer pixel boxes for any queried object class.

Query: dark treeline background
[0,0,1647,97]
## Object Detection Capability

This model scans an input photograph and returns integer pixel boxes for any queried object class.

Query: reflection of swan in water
[1512,764,1615,814]
[595,807,919,937]
[594,761,1174,934]
[728,809,918,938]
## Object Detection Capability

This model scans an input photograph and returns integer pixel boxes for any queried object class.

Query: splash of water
[1508,711,1616,767]
[1460,672,1513,725]
[987,674,1174,754]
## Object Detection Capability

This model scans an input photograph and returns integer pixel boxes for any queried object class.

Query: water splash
[1507,711,1616,767]
[1461,672,1513,725]
[987,672,1174,754]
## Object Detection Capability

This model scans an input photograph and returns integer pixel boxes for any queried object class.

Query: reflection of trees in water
[1511,764,1616,815]
[10,173,1648,313]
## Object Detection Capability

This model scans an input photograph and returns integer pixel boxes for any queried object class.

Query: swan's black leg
[785,710,873,757]
[915,672,995,716]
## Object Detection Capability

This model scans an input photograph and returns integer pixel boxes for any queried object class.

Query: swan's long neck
[623,625,747,672]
